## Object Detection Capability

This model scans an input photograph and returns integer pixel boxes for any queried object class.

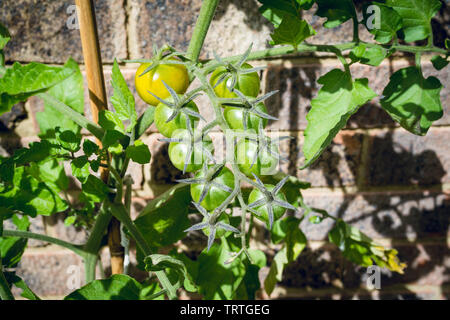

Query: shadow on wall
[262,59,449,298]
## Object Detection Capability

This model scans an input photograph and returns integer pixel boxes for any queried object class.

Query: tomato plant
[0,0,447,302]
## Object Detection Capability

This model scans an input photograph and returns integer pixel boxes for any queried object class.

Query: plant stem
[2,230,87,258]
[186,0,220,62]
[0,266,14,300]
[37,92,105,140]
[108,201,177,299]
[203,41,448,69]
[83,205,112,283]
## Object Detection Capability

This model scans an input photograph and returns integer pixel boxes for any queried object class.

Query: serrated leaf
[82,175,109,202]
[386,0,441,42]
[315,0,356,29]
[0,166,68,217]
[430,55,449,71]
[126,140,151,164]
[4,273,41,300]
[350,44,390,67]
[111,59,137,131]
[35,59,84,136]
[98,110,125,133]
[0,58,79,116]
[0,22,10,50]
[0,215,29,268]
[329,220,406,273]
[363,2,402,44]
[258,0,307,27]
[302,69,376,167]
[270,16,316,47]
[65,274,163,300]
[134,184,191,249]
[381,66,443,136]
[71,156,90,183]
[82,139,99,157]
[264,247,288,296]
[195,241,246,300]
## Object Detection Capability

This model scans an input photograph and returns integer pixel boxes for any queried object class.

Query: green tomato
[210,63,260,99]
[168,130,213,173]
[235,138,278,177]
[224,102,268,132]
[202,214,232,238]
[190,166,234,211]
[154,96,199,138]
[248,185,287,225]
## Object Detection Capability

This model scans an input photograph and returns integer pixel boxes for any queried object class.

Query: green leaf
[71,156,90,183]
[329,220,406,274]
[135,106,155,139]
[380,66,443,136]
[430,55,449,71]
[98,110,125,133]
[0,215,29,268]
[363,2,402,44]
[264,247,288,296]
[56,128,82,153]
[101,129,125,149]
[29,158,69,192]
[270,16,316,47]
[144,254,196,292]
[65,274,163,300]
[386,0,441,42]
[111,59,137,132]
[0,22,10,50]
[36,59,84,136]
[302,69,376,167]
[126,140,151,164]
[82,175,109,202]
[82,139,99,157]
[0,58,79,116]
[0,166,68,217]
[350,44,391,67]
[4,273,41,300]
[195,241,246,300]
[315,0,356,29]
[284,217,306,262]
[258,0,312,27]
[135,184,191,248]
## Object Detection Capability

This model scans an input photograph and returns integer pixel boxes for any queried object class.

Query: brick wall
[0,0,449,299]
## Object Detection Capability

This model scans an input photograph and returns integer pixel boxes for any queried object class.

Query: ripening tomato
[135,60,189,106]
[235,138,278,177]
[223,102,268,131]
[209,63,260,99]
[190,166,234,211]
[248,185,287,225]
[168,130,213,173]
[154,96,199,138]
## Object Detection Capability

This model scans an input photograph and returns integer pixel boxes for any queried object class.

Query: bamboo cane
[75,0,124,275]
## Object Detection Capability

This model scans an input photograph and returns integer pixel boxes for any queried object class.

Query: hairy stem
[187,0,220,62]
[2,230,86,258]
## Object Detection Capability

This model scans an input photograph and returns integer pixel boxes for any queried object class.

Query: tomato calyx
[184,201,240,251]
[162,129,214,173]
[211,44,265,94]
[247,174,297,229]
[152,83,204,132]
[243,122,291,171]
[221,89,278,130]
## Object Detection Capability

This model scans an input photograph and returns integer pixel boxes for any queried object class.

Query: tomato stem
[187,0,220,63]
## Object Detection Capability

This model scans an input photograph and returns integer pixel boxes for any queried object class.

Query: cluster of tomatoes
[134,57,289,230]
